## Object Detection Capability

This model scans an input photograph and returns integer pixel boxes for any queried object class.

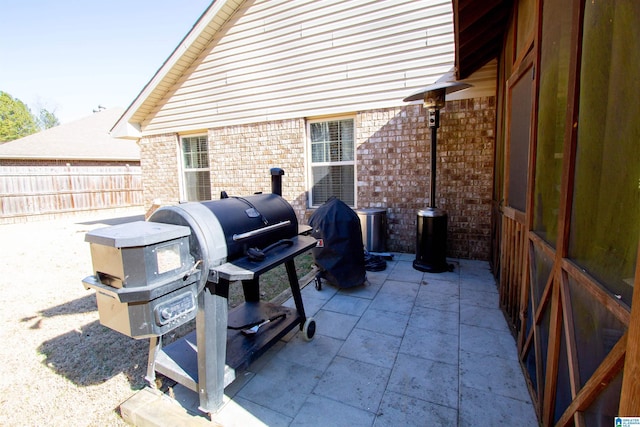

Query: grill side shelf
[213,235,317,282]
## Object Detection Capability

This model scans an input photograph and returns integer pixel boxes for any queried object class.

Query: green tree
[38,108,60,130]
[0,91,39,142]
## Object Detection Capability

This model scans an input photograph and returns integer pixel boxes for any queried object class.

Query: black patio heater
[403,79,470,273]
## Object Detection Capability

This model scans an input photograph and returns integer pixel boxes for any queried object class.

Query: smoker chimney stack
[270,168,284,196]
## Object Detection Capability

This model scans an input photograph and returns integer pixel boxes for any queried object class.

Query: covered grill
[309,197,366,290]
[82,168,316,415]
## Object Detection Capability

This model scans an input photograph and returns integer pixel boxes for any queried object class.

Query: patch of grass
[228,250,315,307]
[164,251,316,345]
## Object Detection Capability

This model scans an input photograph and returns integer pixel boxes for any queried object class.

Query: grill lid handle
[232,220,292,241]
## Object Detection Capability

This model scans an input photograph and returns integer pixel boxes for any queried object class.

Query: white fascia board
[110,119,142,140]
[110,0,235,139]
[0,154,139,161]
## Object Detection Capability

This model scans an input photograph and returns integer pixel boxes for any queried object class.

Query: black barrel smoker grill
[82,169,316,415]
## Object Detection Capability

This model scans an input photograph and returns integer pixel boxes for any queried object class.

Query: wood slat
[556,332,628,427]
[561,259,631,326]
[0,165,142,221]
[498,211,528,333]
[542,270,561,426]
[619,239,640,415]
[559,271,581,401]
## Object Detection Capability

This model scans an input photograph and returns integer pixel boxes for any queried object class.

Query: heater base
[413,207,450,274]
[413,259,451,273]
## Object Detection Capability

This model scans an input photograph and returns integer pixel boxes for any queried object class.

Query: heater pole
[428,107,440,209]
[403,79,470,274]
[430,125,438,208]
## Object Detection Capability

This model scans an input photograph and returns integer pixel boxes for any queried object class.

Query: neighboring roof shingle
[0,107,139,161]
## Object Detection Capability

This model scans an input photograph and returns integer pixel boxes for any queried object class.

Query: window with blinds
[181,135,211,201]
[308,118,355,207]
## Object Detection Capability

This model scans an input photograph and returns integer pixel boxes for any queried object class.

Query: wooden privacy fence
[0,164,143,222]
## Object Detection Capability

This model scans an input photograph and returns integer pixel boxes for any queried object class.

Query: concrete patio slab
[313,355,391,413]
[123,254,538,426]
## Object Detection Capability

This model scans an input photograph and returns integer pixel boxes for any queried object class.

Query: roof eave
[111,119,142,140]
[453,0,511,79]
[111,0,242,139]
[0,155,140,162]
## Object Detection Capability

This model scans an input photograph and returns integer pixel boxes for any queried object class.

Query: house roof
[0,107,139,161]
[452,0,511,79]
[113,0,475,139]
[112,0,242,139]
[111,0,500,140]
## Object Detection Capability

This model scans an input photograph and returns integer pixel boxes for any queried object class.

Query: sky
[1,0,213,124]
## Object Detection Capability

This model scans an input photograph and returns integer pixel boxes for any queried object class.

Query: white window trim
[179,134,210,202]
[306,116,357,208]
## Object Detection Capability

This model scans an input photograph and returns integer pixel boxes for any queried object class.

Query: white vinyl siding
[141,0,455,135]
[127,0,243,127]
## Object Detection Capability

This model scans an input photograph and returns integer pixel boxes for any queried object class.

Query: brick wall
[357,97,495,260]
[357,105,427,253]
[438,98,495,260]
[139,133,181,207]
[141,97,495,260]
[209,119,308,217]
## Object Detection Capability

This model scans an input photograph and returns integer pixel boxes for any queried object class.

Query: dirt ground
[0,208,153,426]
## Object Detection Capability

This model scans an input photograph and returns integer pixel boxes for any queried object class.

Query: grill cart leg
[241,278,260,302]
[285,260,306,321]
[196,281,229,414]
[285,260,316,341]
[145,335,162,388]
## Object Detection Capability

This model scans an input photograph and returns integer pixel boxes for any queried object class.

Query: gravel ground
[0,208,151,426]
